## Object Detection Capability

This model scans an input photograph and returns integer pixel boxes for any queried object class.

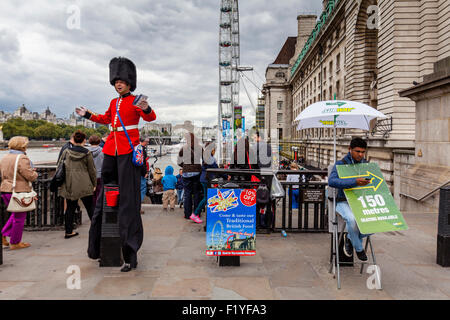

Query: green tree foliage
[2,118,109,141]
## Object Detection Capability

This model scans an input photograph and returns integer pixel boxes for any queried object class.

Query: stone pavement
[0,206,449,300]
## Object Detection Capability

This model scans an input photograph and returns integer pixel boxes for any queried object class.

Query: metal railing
[0,166,82,231]
[400,180,450,202]
[206,168,329,233]
[276,170,328,233]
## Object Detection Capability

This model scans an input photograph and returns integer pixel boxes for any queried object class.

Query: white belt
[109,125,139,132]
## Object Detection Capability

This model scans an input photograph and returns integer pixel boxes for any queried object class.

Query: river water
[0,146,181,172]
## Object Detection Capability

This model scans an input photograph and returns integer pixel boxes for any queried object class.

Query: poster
[337,163,408,234]
[206,188,256,256]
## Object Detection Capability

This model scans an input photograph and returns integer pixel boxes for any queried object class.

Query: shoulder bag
[50,151,66,192]
[7,154,37,212]
[115,98,144,166]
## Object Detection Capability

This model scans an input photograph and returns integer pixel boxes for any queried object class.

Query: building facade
[262,37,297,141]
[269,0,450,210]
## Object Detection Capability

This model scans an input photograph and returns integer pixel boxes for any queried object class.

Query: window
[336,53,341,72]
[323,67,326,83]
[329,85,333,100]
[278,128,283,140]
[329,61,333,79]
[275,71,285,78]
[336,81,340,99]
[277,113,283,123]
[277,101,283,110]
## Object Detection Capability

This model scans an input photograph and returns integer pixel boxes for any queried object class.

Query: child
[162,165,177,211]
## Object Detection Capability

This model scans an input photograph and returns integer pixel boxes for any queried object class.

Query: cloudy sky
[0,0,321,127]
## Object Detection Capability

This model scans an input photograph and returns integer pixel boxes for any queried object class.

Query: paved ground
[0,205,449,300]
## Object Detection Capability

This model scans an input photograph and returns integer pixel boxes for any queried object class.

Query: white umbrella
[294,100,387,162]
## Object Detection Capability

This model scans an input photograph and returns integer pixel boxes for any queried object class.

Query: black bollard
[99,184,123,267]
[437,185,450,267]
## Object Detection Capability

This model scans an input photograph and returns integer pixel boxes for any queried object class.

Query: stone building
[276,0,450,211]
[262,37,297,141]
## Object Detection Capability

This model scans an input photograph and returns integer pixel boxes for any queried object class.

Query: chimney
[290,15,317,66]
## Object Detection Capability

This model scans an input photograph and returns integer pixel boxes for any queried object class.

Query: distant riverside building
[263,0,450,211]
[255,96,265,132]
[0,104,59,123]
[143,122,173,137]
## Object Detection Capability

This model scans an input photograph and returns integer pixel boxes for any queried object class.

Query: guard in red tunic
[76,57,156,272]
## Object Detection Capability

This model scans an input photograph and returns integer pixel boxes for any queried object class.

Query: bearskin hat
[109,57,137,91]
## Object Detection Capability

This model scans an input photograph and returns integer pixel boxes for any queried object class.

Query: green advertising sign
[337,163,408,234]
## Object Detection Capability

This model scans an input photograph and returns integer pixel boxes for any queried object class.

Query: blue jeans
[140,177,147,202]
[290,188,299,209]
[183,174,201,218]
[177,189,184,205]
[336,202,369,252]
[194,182,208,215]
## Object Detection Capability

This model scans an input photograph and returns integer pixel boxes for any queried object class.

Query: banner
[337,163,408,234]
[206,188,256,256]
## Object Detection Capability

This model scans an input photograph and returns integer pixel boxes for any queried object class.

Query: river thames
[0,146,180,172]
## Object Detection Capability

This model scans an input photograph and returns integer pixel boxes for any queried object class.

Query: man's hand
[137,100,149,111]
[356,178,371,186]
[75,107,87,117]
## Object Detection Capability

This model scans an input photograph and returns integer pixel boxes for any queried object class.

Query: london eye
[218,0,240,163]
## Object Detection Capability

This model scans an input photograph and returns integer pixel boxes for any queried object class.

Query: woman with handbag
[0,136,38,250]
[58,130,97,239]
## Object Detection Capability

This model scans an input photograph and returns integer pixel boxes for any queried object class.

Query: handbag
[6,154,37,212]
[115,98,144,166]
[271,174,285,199]
[50,151,66,192]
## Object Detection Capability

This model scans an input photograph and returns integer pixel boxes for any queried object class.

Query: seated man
[328,137,371,261]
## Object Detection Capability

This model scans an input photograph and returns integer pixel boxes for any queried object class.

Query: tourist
[58,133,75,162]
[328,137,371,261]
[152,167,164,204]
[175,168,184,208]
[58,130,97,239]
[0,136,38,250]
[194,142,218,217]
[177,132,203,223]
[76,57,156,272]
[161,165,177,211]
[286,162,300,209]
[87,135,104,212]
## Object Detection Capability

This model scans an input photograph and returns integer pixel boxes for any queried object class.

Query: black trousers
[65,196,93,234]
[182,174,201,219]
[88,153,143,267]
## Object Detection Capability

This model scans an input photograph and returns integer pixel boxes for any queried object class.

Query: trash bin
[437,185,450,267]
[99,184,123,267]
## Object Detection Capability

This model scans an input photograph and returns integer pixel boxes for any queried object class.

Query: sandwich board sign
[337,163,408,234]
[206,188,256,257]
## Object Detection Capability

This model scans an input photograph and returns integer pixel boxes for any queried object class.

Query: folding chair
[327,165,379,289]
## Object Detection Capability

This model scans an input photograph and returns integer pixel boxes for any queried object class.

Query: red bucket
[105,190,119,207]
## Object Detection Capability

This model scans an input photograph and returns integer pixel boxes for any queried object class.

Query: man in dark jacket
[328,137,371,261]
[175,169,184,208]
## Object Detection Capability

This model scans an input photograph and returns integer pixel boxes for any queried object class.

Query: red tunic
[88,95,156,156]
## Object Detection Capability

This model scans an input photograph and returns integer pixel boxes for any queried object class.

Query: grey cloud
[0,0,322,126]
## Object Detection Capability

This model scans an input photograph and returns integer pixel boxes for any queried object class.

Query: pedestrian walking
[161,165,177,211]
[0,136,38,250]
[194,142,218,217]
[286,162,300,209]
[152,167,163,204]
[75,57,157,272]
[87,135,104,214]
[175,168,184,208]
[177,132,203,223]
[58,130,97,239]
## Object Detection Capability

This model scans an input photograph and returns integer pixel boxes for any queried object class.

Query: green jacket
[58,145,97,200]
